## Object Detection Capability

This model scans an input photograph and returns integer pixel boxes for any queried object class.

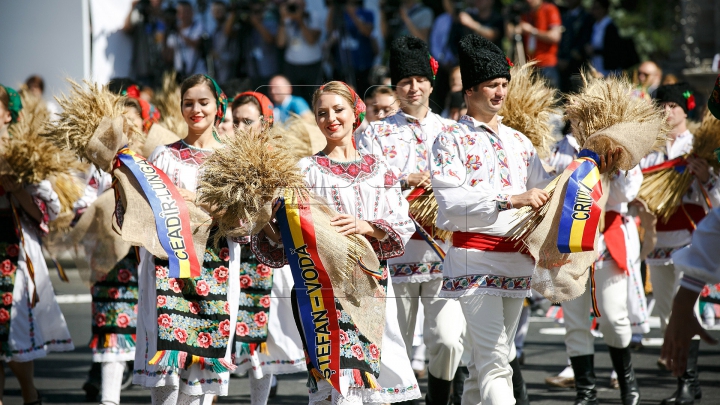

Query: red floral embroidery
[174,328,188,343]
[157,295,167,307]
[240,275,253,288]
[254,311,268,327]
[5,244,19,258]
[313,154,377,183]
[117,268,132,283]
[197,332,213,348]
[0,308,10,324]
[195,280,210,296]
[256,264,272,278]
[339,330,350,346]
[219,319,231,337]
[368,343,380,360]
[259,295,271,308]
[108,288,120,299]
[155,266,167,278]
[350,344,364,360]
[189,302,201,314]
[236,322,249,336]
[95,313,107,328]
[2,293,12,306]
[0,259,15,276]
[157,314,173,328]
[213,266,229,283]
[116,313,130,328]
[219,247,230,261]
[169,278,182,293]
[223,301,230,314]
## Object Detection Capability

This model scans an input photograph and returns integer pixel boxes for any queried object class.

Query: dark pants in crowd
[284,61,323,105]
[538,66,560,90]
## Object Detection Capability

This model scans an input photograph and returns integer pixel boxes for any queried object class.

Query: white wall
[0,0,90,101]
[91,0,134,84]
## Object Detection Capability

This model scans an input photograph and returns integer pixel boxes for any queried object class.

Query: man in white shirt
[431,33,552,405]
[356,36,464,405]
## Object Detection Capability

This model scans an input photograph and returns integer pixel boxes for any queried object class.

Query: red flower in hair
[683,90,696,111]
[429,55,439,79]
[506,57,514,68]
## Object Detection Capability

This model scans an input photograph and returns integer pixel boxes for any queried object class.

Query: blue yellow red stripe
[557,150,603,253]
[114,148,201,278]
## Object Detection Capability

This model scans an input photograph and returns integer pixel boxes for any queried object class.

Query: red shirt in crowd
[521,2,562,68]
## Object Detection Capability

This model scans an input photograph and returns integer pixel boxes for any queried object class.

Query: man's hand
[598,148,622,174]
[687,155,711,184]
[510,188,549,209]
[661,287,718,376]
[407,171,431,189]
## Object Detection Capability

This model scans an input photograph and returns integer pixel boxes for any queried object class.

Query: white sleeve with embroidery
[27,180,61,222]
[431,128,506,231]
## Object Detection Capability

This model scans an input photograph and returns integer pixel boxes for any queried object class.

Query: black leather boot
[570,355,598,405]
[608,346,641,405]
[661,339,702,405]
[510,356,530,405]
[452,366,469,405]
[426,372,453,405]
[82,362,101,401]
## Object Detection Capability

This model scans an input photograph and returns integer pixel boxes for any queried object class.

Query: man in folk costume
[356,35,465,405]
[640,83,720,404]
[430,34,553,404]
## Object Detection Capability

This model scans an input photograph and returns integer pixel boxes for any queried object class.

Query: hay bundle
[498,62,560,159]
[198,127,306,238]
[152,72,187,137]
[273,113,326,158]
[510,73,668,303]
[638,109,720,222]
[407,188,451,241]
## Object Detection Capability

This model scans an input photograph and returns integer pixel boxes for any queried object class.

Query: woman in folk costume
[130,74,240,403]
[77,91,161,404]
[0,85,74,404]
[251,81,421,404]
[639,83,720,405]
[227,92,307,402]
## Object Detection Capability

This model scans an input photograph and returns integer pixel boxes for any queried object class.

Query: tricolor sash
[557,150,604,253]
[113,148,201,279]
[275,194,343,394]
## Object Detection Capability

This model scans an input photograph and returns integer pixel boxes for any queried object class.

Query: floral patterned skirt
[89,248,139,362]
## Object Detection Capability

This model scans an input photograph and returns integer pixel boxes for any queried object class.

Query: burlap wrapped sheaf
[296,192,386,351]
[524,121,660,302]
[140,123,181,158]
[88,116,212,262]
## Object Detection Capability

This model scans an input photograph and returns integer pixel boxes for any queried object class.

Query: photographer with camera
[276,0,323,104]
[210,1,237,83]
[123,0,167,88]
[509,0,562,88]
[235,1,281,88]
[166,1,208,77]
[326,0,375,97]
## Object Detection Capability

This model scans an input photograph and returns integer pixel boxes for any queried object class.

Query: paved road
[3,269,720,404]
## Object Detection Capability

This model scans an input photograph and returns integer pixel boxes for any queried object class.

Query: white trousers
[394,278,466,381]
[101,361,125,405]
[649,263,683,333]
[563,260,631,357]
[460,294,524,405]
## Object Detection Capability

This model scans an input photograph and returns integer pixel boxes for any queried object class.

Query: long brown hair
[180,74,216,102]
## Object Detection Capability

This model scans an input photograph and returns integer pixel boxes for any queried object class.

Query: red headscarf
[125,84,161,133]
[317,82,366,131]
[235,91,275,128]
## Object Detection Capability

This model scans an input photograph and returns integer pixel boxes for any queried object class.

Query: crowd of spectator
[120,0,650,125]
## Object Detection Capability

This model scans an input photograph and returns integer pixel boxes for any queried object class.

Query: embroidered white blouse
[357,110,454,283]
[430,115,552,298]
[639,130,720,264]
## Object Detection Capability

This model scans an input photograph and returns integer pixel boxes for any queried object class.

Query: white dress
[132,141,240,396]
[252,152,422,403]
[0,181,74,362]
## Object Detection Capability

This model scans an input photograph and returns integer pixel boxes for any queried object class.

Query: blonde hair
[312,81,354,113]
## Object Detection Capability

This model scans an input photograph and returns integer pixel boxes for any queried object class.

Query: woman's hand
[331,214,375,236]
[177,188,196,204]
[687,155,710,184]
[598,148,622,174]
[407,171,431,188]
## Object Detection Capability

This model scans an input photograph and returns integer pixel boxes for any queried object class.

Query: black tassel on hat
[655,82,696,114]
[458,34,512,92]
[389,36,438,86]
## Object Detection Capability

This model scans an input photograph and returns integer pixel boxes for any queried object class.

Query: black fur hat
[389,36,437,86]
[458,34,512,91]
[655,82,696,114]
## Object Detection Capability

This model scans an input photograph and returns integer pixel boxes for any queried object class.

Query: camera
[505,0,529,25]
[287,3,299,13]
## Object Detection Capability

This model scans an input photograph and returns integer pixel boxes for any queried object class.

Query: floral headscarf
[204,75,228,127]
[1,85,22,124]
[318,81,366,131]
[235,91,275,128]
[123,84,161,133]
